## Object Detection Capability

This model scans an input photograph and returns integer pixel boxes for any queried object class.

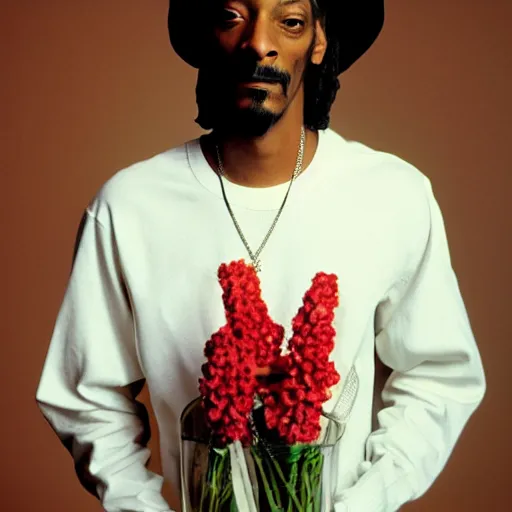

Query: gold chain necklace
[215,127,306,273]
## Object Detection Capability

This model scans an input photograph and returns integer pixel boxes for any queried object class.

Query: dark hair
[304,0,341,130]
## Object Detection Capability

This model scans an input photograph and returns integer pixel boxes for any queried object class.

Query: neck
[201,109,319,188]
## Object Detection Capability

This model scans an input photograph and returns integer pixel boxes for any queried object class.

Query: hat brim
[168,0,384,75]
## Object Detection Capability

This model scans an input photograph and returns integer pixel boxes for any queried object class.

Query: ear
[310,19,327,65]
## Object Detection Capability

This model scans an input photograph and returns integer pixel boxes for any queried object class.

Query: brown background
[2,1,511,510]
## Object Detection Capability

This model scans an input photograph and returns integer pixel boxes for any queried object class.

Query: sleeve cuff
[101,478,173,511]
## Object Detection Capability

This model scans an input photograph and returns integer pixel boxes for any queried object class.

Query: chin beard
[225,90,285,137]
[195,69,285,137]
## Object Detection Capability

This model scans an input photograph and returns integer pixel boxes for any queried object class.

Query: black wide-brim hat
[168,0,384,75]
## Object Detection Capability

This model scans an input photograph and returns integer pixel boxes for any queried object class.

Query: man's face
[196,0,327,136]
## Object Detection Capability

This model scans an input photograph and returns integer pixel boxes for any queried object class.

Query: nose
[240,16,278,62]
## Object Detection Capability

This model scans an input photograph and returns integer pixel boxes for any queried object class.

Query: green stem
[200,449,215,512]
[304,471,312,512]
[199,484,208,512]
[221,456,234,508]
[263,454,282,510]
[209,449,227,512]
[220,465,232,498]
[215,452,229,511]
[219,478,233,509]
[265,449,303,511]
[313,461,322,512]
[299,448,326,512]
[308,449,324,512]
[251,446,281,512]
[300,459,307,508]
[208,453,217,512]
[287,461,299,512]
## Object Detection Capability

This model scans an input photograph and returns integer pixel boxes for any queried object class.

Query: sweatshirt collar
[186,128,332,211]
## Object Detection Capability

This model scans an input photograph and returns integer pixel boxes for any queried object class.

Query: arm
[36,208,172,512]
[334,176,486,511]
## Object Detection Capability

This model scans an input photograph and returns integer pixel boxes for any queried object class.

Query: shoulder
[323,128,433,218]
[322,129,438,268]
[85,139,193,225]
[324,129,430,191]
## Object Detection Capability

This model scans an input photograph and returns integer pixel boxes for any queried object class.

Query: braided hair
[304,0,341,130]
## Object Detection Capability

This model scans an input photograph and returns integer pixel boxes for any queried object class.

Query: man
[36,0,486,511]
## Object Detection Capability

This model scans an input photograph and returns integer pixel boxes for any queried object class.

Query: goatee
[195,67,287,137]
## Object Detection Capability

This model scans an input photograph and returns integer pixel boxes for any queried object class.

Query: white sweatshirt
[36,128,486,512]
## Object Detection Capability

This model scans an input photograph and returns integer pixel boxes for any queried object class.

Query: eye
[216,8,242,26]
[283,18,305,30]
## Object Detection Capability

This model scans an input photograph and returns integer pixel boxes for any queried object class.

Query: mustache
[235,64,292,96]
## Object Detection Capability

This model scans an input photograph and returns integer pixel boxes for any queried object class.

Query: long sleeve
[36,208,173,512]
[334,176,486,511]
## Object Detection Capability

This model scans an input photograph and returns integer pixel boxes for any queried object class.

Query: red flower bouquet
[180,260,344,512]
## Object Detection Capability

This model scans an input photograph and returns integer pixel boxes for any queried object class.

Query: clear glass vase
[179,397,344,512]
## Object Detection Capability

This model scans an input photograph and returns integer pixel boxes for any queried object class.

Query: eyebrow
[279,0,307,6]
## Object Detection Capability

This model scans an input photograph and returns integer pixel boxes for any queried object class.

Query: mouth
[237,81,281,94]
[242,81,278,85]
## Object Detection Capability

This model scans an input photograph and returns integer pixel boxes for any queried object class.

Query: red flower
[199,261,340,447]
[199,260,285,446]
[260,272,340,444]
